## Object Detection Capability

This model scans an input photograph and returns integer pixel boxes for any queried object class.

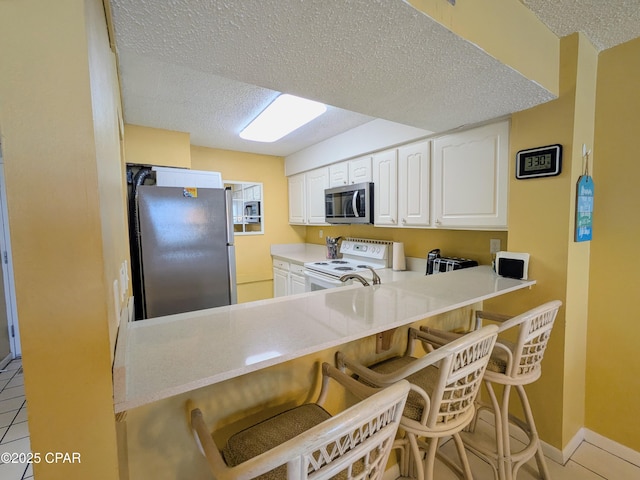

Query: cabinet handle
[402,218,406,224]
[391,218,396,224]
[435,219,441,225]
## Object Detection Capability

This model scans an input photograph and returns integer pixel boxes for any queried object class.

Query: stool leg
[500,385,514,480]
[407,433,425,480]
[515,385,551,480]
[422,436,439,480]
[394,436,412,478]
[484,380,507,480]
[452,432,474,480]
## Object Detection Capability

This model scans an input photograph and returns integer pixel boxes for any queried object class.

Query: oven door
[304,269,351,292]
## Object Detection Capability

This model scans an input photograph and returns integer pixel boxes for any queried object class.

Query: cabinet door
[289,273,306,295]
[273,268,289,297]
[372,150,398,225]
[433,121,509,228]
[349,156,372,184]
[288,173,306,224]
[398,141,430,227]
[328,162,349,187]
[306,167,329,224]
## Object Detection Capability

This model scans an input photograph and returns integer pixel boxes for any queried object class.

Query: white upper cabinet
[305,167,329,224]
[432,121,509,229]
[328,162,349,187]
[288,120,509,230]
[398,140,430,227]
[288,168,329,224]
[372,149,398,225]
[288,173,306,224]
[348,156,372,184]
[328,156,372,187]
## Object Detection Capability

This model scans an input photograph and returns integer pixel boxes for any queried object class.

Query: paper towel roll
[392,242,406,271]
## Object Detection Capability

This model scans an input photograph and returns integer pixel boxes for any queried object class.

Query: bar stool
[189,362,410,480]
[422,300,562,480]
[336,325,498,480]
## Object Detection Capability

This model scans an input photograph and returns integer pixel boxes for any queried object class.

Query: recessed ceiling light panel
[239,94,327,143]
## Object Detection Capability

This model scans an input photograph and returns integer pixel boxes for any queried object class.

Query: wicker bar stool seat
[337,325,498,480]
[189,362,410,480]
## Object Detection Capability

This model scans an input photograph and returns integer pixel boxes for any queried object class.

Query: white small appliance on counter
[495,251,530,280]
[303,238,392,291]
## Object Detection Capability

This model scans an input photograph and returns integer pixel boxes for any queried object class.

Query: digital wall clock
[516,144,562,179]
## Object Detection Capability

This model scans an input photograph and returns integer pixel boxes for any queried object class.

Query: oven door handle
[303,269,345,285]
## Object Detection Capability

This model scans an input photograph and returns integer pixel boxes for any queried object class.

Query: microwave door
[342,192,349,218]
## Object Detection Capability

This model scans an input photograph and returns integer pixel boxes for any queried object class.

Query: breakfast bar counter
[113,266,535,413]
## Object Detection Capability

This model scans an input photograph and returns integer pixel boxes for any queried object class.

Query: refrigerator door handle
[224,188,235,245]
[228,245,238,304]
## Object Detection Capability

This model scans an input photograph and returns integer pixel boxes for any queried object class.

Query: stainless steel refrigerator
[134,185,237,319]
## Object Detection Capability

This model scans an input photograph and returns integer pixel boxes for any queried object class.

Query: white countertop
[270,243,327,264]
[113,266,535,412]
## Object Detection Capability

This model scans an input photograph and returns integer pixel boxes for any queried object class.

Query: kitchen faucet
[339,273,370,287]
[363,266,381,285]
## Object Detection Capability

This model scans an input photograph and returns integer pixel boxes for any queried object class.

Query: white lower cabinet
[273,259,306,297]
[432,121,509,229]
[273,259,289,298]
[289,264,307,295]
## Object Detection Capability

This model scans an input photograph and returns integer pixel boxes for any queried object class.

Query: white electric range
[303,239,392,291]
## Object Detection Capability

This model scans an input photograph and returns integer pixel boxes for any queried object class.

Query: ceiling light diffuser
[240,94,327,142]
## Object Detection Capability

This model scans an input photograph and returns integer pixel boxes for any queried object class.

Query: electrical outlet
[490,239,501,254]
[319,229,323,238]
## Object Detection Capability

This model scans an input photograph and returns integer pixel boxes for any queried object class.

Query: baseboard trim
[584,429,640,468]
[540,428,584,465]
[528,427,640,469]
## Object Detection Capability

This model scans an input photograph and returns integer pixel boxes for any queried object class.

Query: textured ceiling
[109,0,640,158]
[522,0,640,51]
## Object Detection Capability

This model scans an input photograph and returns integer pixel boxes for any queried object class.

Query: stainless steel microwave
[324,182,374,224]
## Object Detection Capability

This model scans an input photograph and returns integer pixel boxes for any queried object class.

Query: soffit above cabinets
[109,0,637,157]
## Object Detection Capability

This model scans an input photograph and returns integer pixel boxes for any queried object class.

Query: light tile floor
[0,357,637,480]
[0,359,31,480]
[435,411,640,479]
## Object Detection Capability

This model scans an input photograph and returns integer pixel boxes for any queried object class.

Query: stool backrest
[502,300,561,379]
[423,325,498,428]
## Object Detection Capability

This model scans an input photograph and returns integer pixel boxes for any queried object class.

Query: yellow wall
[190,146,305,302]
[0,0,123,477]
[485,33,597,450]
[124,124,191,168]
[587,37,640,451]
[407,0,559,96]
[304,225,508,268]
